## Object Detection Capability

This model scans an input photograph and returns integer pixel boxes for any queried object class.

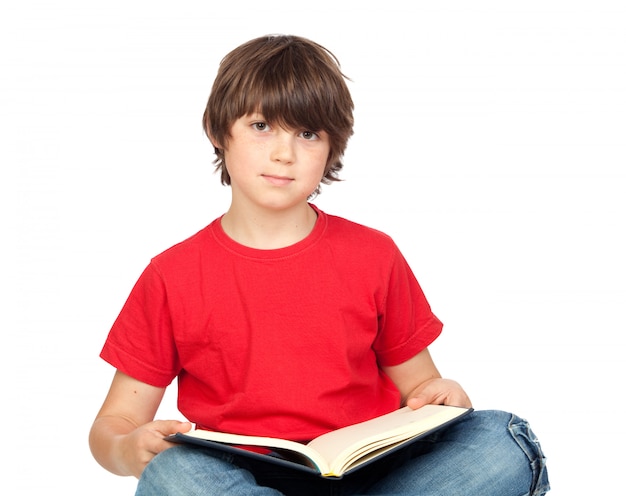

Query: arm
[88,370,191,478]
[382,348,472,410]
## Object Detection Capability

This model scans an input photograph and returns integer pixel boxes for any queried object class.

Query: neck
[221,203,318,249]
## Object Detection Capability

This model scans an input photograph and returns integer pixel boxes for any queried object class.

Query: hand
[405,378,472,410]
[115,419,192,478]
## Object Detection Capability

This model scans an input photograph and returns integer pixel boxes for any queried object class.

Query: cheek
[306,157,328,182]
[317,152,332,178]
[224,143,258,171]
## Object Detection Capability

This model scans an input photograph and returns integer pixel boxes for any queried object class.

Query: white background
[2,1,624,494]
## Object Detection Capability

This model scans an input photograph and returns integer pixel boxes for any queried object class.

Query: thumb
[406,393,430,410]
[154,419,192,437]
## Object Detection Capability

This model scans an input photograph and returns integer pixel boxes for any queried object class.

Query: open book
[166,404,472,478]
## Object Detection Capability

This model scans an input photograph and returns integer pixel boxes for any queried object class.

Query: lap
[135,445,282,496]
[135,410,549,496]
[368,410,550,495]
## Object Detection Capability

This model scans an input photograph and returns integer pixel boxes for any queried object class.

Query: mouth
[262,174,294,186]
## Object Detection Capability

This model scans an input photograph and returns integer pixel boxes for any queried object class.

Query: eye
[252,121,269,132]
[300,130,319,140]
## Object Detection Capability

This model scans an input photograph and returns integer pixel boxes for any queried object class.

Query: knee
[506,413,550,495]
[468,410,550,495]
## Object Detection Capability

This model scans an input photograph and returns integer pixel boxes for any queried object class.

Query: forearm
[383,348,442,404]
[383,348,472,409]
[89,415,139,476]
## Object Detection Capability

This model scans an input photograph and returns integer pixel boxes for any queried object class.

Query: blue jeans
[135,410,550,495]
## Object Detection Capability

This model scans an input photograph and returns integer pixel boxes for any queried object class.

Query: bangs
[240,55,338,133]
[219,36,352,135]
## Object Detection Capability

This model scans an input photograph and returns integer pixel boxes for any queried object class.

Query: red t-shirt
[101,206,442,440]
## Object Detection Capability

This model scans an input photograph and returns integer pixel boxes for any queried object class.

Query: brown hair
[203,35,354,196]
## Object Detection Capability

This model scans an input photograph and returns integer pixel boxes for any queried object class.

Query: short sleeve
[373,248,443,367]
[100,263,180,387]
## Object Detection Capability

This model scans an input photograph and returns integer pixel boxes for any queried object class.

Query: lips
[262,174,293,186]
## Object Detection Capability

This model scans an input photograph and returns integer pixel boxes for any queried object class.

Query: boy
[89,34,549,495]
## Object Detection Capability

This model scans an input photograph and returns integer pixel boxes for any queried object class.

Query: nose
[270,131,296,165]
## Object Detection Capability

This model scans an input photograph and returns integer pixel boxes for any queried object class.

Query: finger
[406,392,433,410]
[154,420,193,437]
[443,390,472,409]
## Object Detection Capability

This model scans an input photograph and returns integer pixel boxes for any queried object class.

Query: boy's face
[222,113,330,211]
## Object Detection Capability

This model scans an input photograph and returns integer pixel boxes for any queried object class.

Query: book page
[307,405,469,475]
[178,428,331,474]
[175,404,469,477]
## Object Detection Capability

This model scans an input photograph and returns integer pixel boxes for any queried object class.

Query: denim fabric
[135,410,550,496]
